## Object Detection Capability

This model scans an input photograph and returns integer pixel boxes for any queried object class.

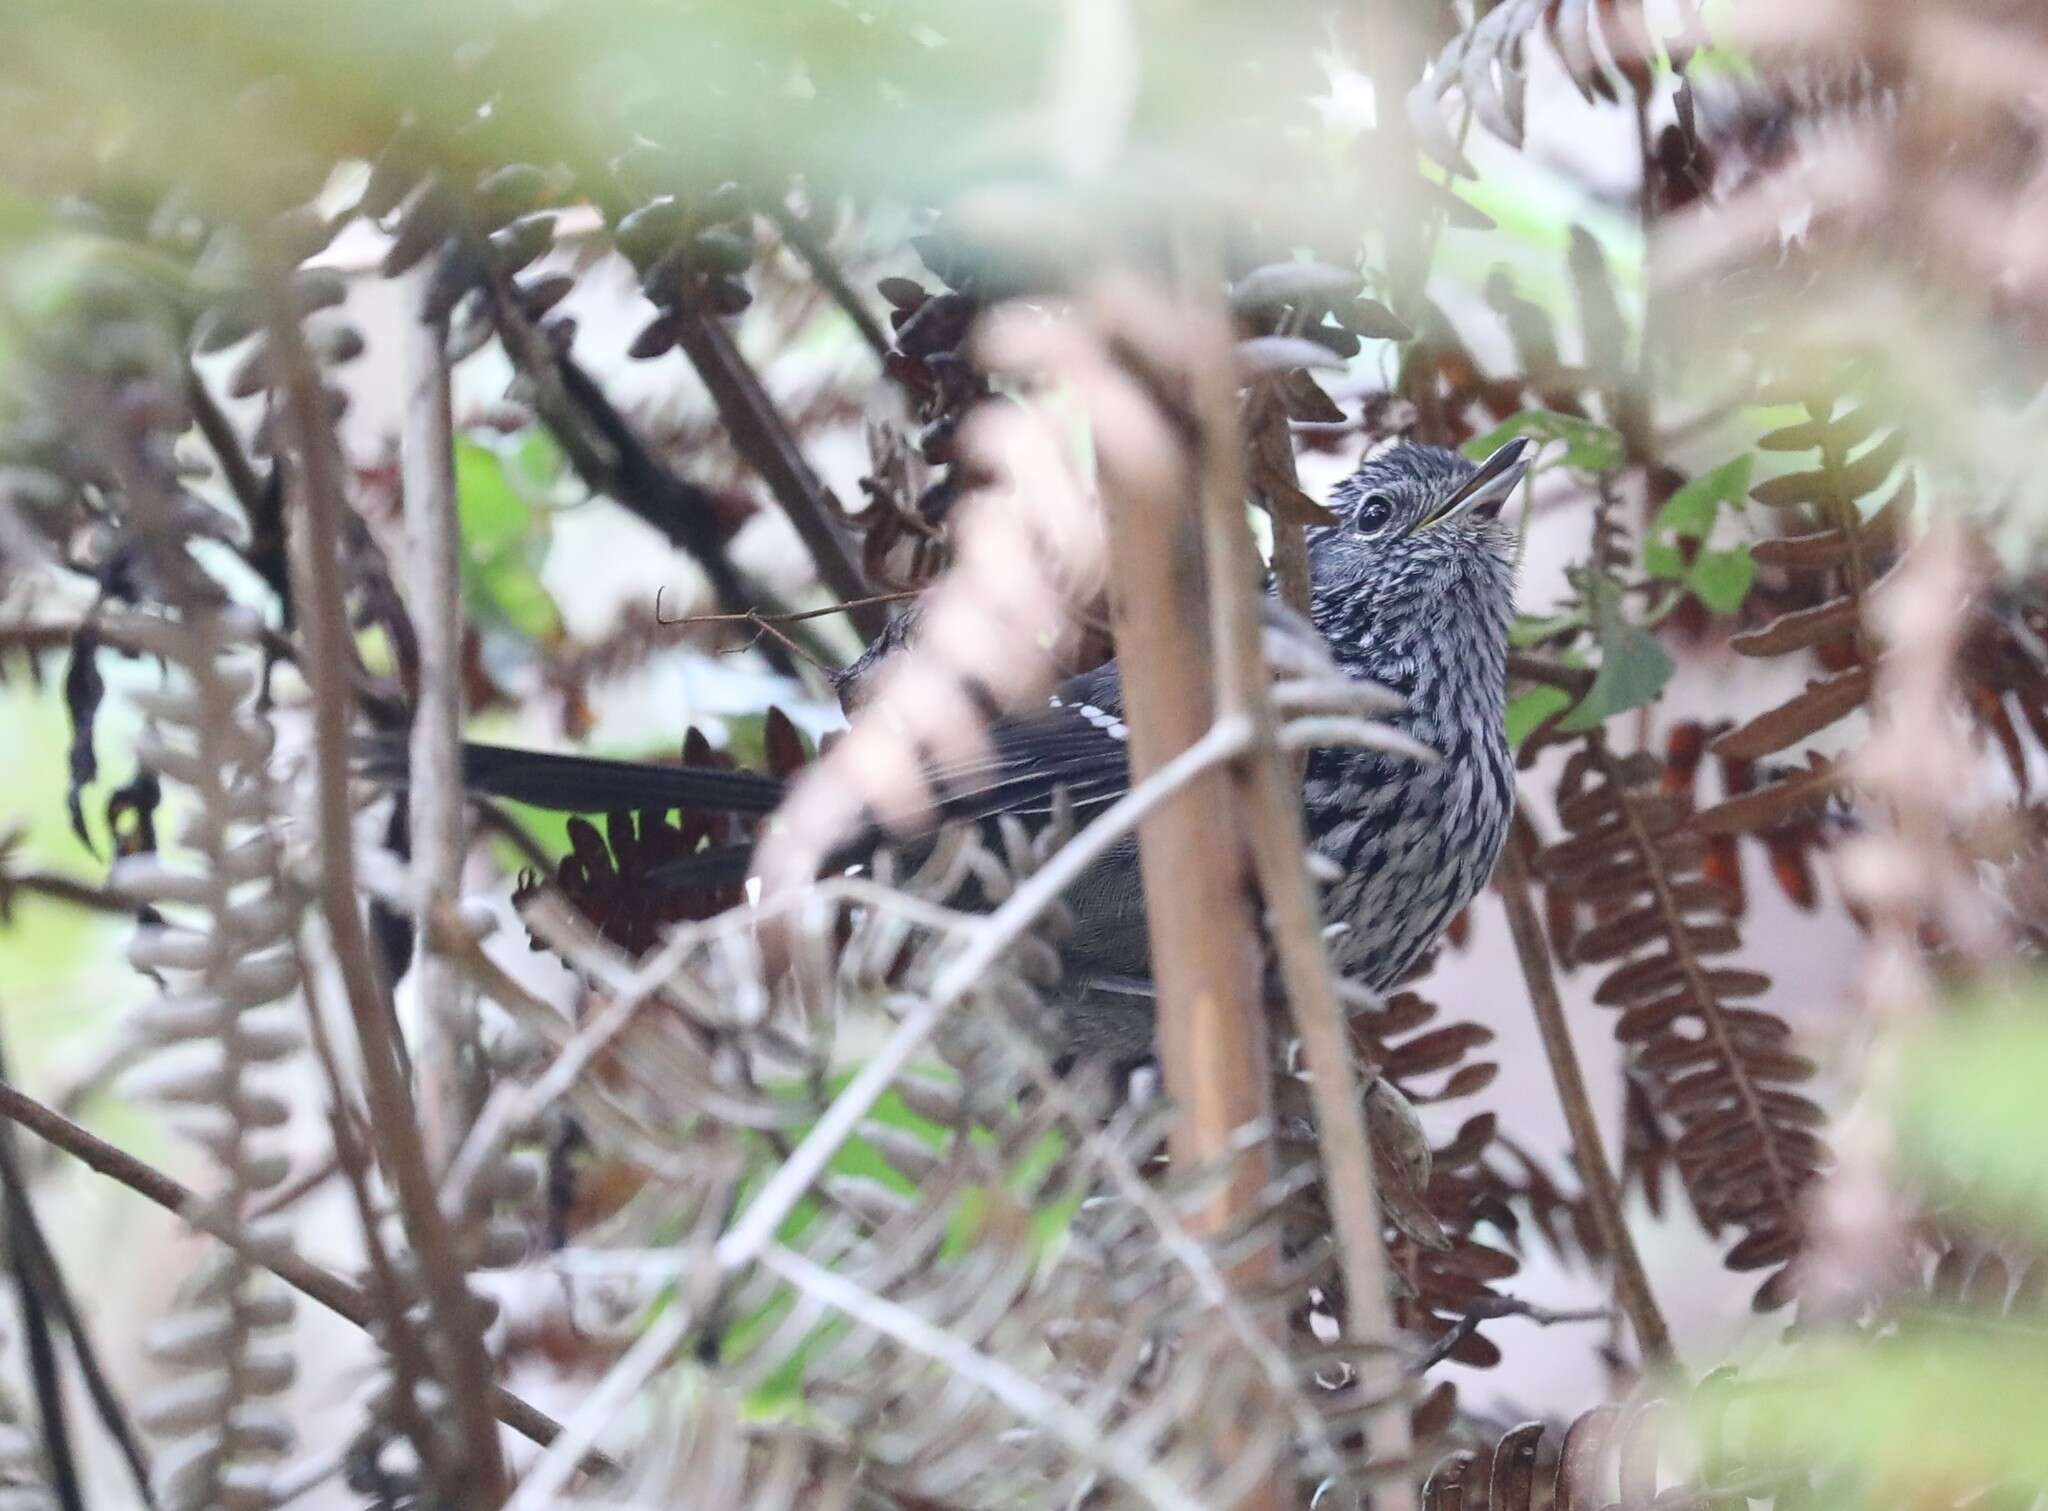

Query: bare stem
[1494,839,1678,1371]
[655,585,920,629]
[400,263,476,1176]
[1508,651,1596,698]
[480,274,817,677]
[265,287,510,1497]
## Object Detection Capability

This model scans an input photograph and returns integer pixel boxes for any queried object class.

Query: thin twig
[400,262,477,1176]
[0,869,132,916]
[183,364,289,611]
[244,1151,339,1222]
[668,310,885,638]
[652,584,919,629]
[1494,839,1678,1370]
[1409,1295,1614,1375]
[502,1292,697,1510]
[297,935,458,1492]
[0,1076,614,1477]
[265,282,510,1497]
[0,1072,86,1511]
[763,201,893,366]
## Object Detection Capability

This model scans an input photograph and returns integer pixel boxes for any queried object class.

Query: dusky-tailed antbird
[439,438,1529,1066]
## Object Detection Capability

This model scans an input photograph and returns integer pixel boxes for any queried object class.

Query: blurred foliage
[1897,995,2048,1243]
[0,0,1443,260]
[1701,988,2048,1508]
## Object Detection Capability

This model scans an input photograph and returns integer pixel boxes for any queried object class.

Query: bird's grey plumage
[437,441,1522,1068]
[1055,443,1520,1061]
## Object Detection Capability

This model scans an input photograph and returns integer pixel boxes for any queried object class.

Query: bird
[444,438,1528,1065]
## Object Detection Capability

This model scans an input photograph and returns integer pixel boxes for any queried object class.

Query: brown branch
[0,1076,614,1479]
[1099,288,1271,1242]
[265,284,510,1499]
[1494,838,1678,1371]
[1409,1293,1613,1375]
[183,366,272,546]
[0,870,132,917]
[1508,650,1596,698]
[668,310,886,638]
[0,1036,148,1509]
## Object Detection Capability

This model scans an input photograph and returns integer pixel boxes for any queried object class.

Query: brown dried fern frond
[1330,989,1520,1369]
[1690,395,1904,837]
[1540,734,1827,1311]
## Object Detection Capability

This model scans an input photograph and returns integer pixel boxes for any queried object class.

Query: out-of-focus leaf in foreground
[1896,992,2048,1239]
[0,0,1436,251]
[1724,1330,2048,1503]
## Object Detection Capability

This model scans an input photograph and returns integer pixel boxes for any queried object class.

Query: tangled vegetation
[1,0,2047,1506]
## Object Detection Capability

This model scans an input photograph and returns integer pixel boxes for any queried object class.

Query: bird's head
[1321,437,1527,561]
[1306,437,1528,658]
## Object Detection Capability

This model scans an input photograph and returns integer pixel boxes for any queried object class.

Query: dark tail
[457,743,790,815]
[360,738,792,817]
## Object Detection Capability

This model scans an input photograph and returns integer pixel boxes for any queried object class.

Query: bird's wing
[915,668,1133,826]
[648,663,1135,886]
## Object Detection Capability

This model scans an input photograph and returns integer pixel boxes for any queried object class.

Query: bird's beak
[1426,437,1531,527]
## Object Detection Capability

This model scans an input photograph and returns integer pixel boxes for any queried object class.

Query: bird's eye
[1355,494,1395,535]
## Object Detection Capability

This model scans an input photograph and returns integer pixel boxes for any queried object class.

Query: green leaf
[456,438,562,640]
[1896,995,2048,1238]
[1558,575,1673,730]
[456,439,530,551]
[1464,409,1625,474]
[1506,685,1570,747]
[1654,454,1752,540]
[1644,456,1758,613]
[1687,547,1755,614]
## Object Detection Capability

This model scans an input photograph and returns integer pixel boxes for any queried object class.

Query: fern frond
[1541,734,1825,1311]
